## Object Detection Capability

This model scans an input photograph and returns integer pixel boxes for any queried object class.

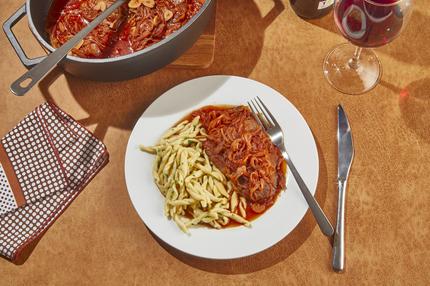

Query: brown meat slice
[193,106,286,213]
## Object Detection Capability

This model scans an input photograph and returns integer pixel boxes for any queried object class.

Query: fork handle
[283,151,334,237]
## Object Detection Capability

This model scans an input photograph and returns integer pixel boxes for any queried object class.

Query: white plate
[125,75,319,259]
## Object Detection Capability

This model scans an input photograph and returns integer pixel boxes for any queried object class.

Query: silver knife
[333,105,354,273]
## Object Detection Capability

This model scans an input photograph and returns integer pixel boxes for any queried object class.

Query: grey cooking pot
[3,0,215,81]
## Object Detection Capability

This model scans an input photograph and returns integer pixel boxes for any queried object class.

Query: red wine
[290,0,334,19]
[335,0,406,47]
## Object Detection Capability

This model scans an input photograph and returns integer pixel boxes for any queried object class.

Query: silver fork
[248,97,334,237]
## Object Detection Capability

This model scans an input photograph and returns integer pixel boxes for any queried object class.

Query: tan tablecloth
[0,0,429,285]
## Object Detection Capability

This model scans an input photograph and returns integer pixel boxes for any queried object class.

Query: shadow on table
[380,78,430,144]
[151,139,331,274]
[378,10,430,67]
[0,236,42,265]
[306,10,338,35]
[307,9,430,67]
[37,0,285,140]
[208,0,285,76]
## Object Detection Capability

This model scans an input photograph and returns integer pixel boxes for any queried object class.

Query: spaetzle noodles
[140,116,250,233]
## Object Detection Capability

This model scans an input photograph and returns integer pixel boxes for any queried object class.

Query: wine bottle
[290,0,334,19]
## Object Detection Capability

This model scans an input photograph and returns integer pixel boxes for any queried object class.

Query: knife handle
[333,179,347,272]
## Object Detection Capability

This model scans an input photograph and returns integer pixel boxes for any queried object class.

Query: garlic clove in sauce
[94,1,107,11]
[74,39,84,50]
[152,15,160,26]
[128,0,141,9]
[130,26,137,36]
[140,0,155,8]
[163,9,174,21]
[58,22,66,32]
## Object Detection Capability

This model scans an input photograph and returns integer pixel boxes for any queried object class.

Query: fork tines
[247,97,279,130]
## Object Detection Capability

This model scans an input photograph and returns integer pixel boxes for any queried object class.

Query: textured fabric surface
[0,164,17,215]
[1,106,68,207]
[0,103,108,262]
[0,0,429,284]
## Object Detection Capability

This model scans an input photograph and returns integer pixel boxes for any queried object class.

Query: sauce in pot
[46,0,205,58]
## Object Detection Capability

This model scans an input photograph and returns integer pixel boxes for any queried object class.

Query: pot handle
[3,4,47,69]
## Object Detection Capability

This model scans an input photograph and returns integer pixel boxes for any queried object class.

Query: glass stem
[348,47,362,70]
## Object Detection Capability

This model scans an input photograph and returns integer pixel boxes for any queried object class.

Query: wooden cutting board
[168,3,217,69]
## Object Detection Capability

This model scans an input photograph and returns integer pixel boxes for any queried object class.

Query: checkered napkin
[0,102,109,263]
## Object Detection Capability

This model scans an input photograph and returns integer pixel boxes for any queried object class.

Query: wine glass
[323,0,413,95]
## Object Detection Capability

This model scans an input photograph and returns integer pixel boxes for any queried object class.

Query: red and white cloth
[0,102,109,263]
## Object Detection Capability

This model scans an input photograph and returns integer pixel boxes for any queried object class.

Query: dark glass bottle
[290,0,334,19]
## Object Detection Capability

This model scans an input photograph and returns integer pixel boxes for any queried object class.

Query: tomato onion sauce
[189,105,287,226]
[46,0,205,58]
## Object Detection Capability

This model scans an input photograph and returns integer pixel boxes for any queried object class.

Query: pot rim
[27,0,213,64]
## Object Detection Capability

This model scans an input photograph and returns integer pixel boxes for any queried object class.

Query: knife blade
[333,105,354,273]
